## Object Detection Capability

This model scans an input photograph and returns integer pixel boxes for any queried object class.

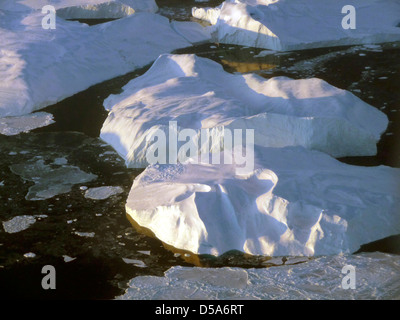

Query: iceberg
[0,10,192,117]
[118,252,400,300]
[100,54,388,167]
[125,146,400,256]
[1,0,158,18]
[192,0,400,51]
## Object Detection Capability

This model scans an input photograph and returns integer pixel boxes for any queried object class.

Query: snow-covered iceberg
[125,146,400,256]
[118,252,400,300]
[0,10,192,117]
[100,54,387,167]
[192,0,400,51]
[1,0,158,18]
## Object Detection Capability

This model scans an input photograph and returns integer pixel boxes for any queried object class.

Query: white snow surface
[101,54,387,167]
[125,146,400,257]
[118,252,400,300]
[192,0,400,51]
[0,0,158,18]
[0,112,54,135]
[0,10,192,117]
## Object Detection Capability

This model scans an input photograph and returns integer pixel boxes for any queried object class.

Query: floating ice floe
[0,112,54,136]
[118,252,400,300]
[192,0,400,51]
[0,9,193,117]
[10,159,97,200]
[2,214,48,233]
[122,258,147,268]
[0,0,158,18]
[74,231,95,237]
[101,54,387,167]
[63,255,77,262]
[125,146,400,256]
[84,186,124,200]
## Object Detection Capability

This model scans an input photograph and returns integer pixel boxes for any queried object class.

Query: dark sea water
[0,1,399,299]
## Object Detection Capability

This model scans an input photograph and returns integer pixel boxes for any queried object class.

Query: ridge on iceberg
[100,54,387,167]
[0,11,192,117]
[192,0,400,51]
[125,146,400,257]
[0,0,158,19]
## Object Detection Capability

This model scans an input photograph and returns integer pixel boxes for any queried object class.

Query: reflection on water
[220,59,276,73]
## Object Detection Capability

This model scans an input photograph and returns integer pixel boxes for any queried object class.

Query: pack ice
[0,9,193,117]
[192,0,400,51]
[0,0,158,19]
[125,146,400,256]
[100,54,387,167]
[118,253,400,300]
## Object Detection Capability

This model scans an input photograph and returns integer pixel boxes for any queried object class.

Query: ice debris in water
[2,215,48,233]
[0,112,55,136]
[118,252,400,300]
[10,159,97,201]
[122,258,147,268]
[84,186,123,200]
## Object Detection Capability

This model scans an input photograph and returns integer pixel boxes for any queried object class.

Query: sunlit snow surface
[0,0,158,18]
[192,0,400,50]
[0,8,192,117]
[118,252,400,300]
[101,54,387,164]
[126,147,400,256]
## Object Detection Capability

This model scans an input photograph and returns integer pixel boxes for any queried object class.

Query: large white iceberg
[100,54,388,167]
[0,10,193,117]
[118,252,400,300]
[125,146,400,256]
[192,0,400,51]
[0,0,158,18]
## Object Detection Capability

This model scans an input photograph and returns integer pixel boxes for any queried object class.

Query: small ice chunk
[63,255,77,263]
[10,159,97,201]
[84,186,123,200]
[0,112,55,136]
[53,157,68,165]
[122,258,147,268]
[3,215,37,233]
[254,50,277,57]
[137,250,151,256]
[74,231,95,238]
[23,252,36,258]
